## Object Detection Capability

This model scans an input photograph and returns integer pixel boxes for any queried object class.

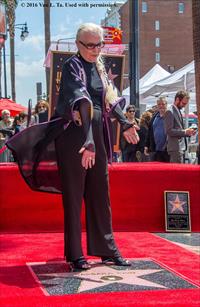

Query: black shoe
[101,256,131,266]
[70,257,91,271]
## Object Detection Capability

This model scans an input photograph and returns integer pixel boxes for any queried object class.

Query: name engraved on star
[27,260,198,295]
[164,191,191,232]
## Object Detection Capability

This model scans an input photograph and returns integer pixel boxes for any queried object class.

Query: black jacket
[145,112,158,152]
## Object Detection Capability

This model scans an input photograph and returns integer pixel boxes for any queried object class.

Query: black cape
[6,55,126,193]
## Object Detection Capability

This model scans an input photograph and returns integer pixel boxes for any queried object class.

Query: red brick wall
[120,0,193,82]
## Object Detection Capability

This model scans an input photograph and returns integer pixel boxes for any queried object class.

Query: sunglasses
[128,110,135,113]
[79,40,105,50]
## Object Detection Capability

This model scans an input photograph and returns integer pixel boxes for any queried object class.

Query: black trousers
[55,109,120,262]
[121,144,138,162]
[154,150,170,162]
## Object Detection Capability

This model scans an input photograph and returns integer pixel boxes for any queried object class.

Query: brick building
[118,0,193,88]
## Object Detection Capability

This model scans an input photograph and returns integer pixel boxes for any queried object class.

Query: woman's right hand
[79,147,96,170]
[123,126,139,144]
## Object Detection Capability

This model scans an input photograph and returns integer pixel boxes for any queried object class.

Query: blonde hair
[35,100,49,114]
[140,111,152,126]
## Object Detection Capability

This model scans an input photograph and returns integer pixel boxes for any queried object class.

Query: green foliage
[1,0,18,7]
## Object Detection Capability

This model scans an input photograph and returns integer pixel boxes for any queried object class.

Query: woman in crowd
[119,104,139,162]
[33,100,49,124]
[0,110,13,162]
[136,111,152,162]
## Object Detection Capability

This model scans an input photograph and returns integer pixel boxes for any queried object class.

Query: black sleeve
[145,116,155,149]
[145,125,151,148]
[55,58,95,152]
[79,100,95,152]
[56,59,92,122]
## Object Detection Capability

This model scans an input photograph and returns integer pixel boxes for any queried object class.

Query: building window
[178,3,184,13]
[155,52,160,62]
[142,2,148,13]
[155,20,160,31]
[155,38,160,47]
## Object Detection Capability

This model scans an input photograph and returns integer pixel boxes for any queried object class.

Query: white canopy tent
[140,61,195,98]
[140,64,171,88]
[122,64,170,98]
[140,61,196,113]
[123,64,171,111]
[123,61,196,113]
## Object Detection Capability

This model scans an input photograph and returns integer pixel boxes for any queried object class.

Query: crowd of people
[0,99,49,162]
[119,91,198,164]
[0,91,198,164]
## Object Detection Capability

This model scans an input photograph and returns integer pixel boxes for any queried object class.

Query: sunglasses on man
[79,40,105,50]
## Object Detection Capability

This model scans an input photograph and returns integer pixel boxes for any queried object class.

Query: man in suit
[144,97,169,162]
[164,91,196,163]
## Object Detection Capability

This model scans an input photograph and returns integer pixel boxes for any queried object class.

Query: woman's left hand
[123,126,140,144]
[79,147,96,169]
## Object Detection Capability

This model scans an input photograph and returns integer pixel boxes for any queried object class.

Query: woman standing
[0,110,13,162]
[7,23,139,270]
[119,105,139,162]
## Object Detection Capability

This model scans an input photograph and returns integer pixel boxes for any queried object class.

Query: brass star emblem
[169,194,186,213]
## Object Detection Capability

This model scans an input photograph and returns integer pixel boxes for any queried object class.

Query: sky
[3,0,126,106]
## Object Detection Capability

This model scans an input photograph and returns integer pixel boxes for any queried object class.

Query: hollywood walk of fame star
[168,194,186,214]
[37,265,166,293]
[107,68,118,82]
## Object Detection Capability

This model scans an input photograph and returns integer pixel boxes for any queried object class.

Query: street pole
[36,82,42,102]
[3,43,7,98]
[129,0,140,113]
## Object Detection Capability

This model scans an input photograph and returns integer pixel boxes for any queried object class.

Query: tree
[5,0,17,101]
[0,0,7,97]
[192,0,200,162]
[0,37,6,97]
[44,0,50,100]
